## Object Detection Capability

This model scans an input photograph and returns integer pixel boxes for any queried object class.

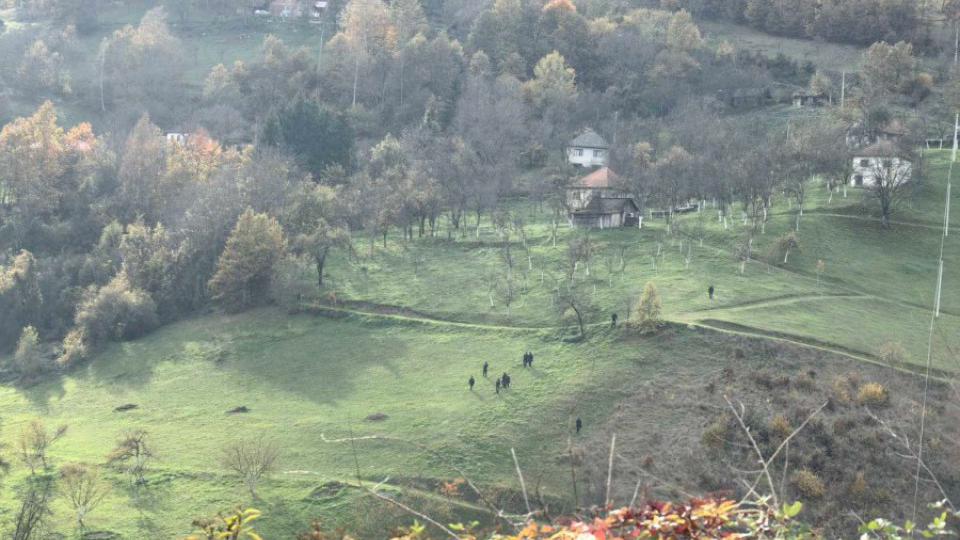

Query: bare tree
[106,430,154,485]
[555,281,595,340]
[11,477,55,540]
[17,420,67,474]
[864,150,914,228]
[60,463,110,531]
[221,437,280,499]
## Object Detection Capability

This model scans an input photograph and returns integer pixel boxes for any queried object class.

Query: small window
[860,159,869,167]
[855,175,864,186]
[574,148,584,157]
[594,149,605,158]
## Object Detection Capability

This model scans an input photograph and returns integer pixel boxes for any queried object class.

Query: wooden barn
[566,168,640,229]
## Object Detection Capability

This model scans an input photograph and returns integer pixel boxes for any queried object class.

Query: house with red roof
[566,167,640,229]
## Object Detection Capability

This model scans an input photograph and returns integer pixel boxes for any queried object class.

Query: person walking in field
[611,313,618,327]
[528,352,533,367]
[495,379,501,394]
[708,285,715,300]
[576,417,582,434]
[483,361,489,378]
[469,376,475,391]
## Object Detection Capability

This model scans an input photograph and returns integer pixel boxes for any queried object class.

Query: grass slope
[0,309,643,537]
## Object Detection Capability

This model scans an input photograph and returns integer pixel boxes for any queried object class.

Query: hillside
[2,0,960,538]
[0,151,956,537]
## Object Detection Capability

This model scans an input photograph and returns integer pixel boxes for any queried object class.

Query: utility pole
[840,71,846,108]
[953,112,959,162]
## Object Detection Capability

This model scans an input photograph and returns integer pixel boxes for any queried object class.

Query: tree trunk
[315,247,330,288]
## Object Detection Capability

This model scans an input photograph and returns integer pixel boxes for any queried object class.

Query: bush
[856,382,889,407]
[630,282,662,334]
[57,328,88,368]
[701,416,730,450]
[14,326,46,375]
[74,273,158,344]
[769,414,792,440]
[848,471,868,501]
[793,371,816,392]
[831,375,854,404]
[790,469,826,499]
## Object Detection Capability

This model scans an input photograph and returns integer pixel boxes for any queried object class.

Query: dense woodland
[0,1,959,536]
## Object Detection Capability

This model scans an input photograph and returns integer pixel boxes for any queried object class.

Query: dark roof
[569,129,609,149]
[572,167,619,189]
[792,90,826,98]
[858,141,906,157]
[574,196,638,215]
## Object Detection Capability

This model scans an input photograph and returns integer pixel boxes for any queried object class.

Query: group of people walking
[466,353,585,435]
[469,352,534,395]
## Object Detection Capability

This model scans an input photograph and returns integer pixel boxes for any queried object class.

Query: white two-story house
[567,129,609,168]
[850,142,912,188]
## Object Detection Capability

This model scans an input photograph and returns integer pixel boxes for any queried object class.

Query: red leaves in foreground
[506,499,747,540]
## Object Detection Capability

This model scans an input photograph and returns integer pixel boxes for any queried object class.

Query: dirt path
[677,292,868,316]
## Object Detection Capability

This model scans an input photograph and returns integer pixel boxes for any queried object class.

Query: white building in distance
[567,129,609,168]
[850,142,912,188]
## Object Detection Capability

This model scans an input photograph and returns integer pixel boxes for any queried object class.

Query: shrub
[14,326,46,376]
[793,371,816,392]
[769,414,792,440]
[702,416,730,450]
[630,282,662,333]
[790,469,826,499]
[848,471,868,501]
[74,273,158,345]
[831,375,853,404]
[856,382,890,407]
[57,328,87,368]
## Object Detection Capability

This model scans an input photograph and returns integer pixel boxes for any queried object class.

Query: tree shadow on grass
[15,375,67,411]
[216,316,409,407]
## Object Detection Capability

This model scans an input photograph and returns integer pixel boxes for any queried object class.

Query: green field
[0,308,683,537]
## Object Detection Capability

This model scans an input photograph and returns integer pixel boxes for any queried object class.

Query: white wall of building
[850,157,912,187]
[567,146,608,167]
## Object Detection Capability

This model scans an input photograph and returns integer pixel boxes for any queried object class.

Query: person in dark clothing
[504,373,511,388]
[528,352,533,367]
[576,417,582,434]
[483,361,489,377]
[495,379,501,394]
[522,352,528,367]
[469,376,475,390]
[708,285,715,300]
[611,313,618,327]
